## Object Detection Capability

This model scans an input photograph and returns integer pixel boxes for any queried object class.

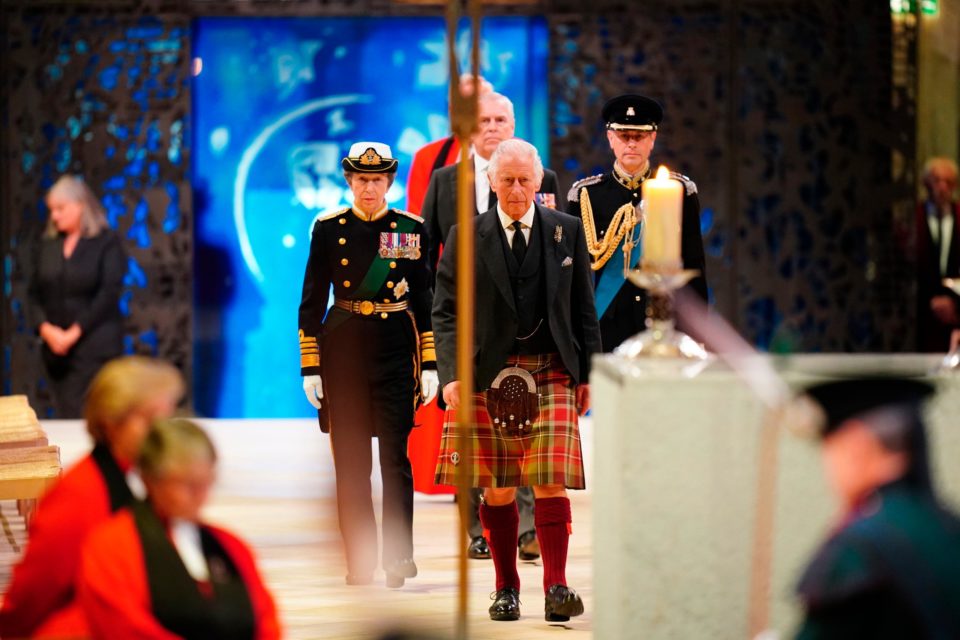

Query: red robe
[78,509,281,640]
[404,136,461,215]
[405,135,460,495]
[0,453,114,638]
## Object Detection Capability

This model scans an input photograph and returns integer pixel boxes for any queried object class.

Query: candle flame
[655,165,671,180]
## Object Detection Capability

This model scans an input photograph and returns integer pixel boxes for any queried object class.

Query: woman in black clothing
[29,175,127,417]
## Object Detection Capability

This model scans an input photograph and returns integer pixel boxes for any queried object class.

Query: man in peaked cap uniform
[566,94,708,351]
[789,376,960,639]
[298,142,439,589]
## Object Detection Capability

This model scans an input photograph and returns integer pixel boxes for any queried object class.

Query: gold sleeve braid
[299,329,320,369]
[419,331,436,364]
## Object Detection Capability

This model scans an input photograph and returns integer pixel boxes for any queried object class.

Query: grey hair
[44,175,109,238]
[861,405,916,453]
[140,418,217,481]
[479,92,515,121]
[486,138,544,185]
[922,157,959,182]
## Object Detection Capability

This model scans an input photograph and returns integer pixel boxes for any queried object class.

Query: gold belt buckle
[358,300,375,316]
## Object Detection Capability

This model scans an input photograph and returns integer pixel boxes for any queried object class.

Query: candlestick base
[613,266,712,377]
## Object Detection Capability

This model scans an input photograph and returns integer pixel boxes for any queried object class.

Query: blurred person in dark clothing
[29,175,126,417]
[914,157,960,352]
[790,376,960,639]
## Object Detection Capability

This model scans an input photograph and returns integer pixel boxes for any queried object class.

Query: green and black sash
[132,501,256,640]
[90,444,135,512]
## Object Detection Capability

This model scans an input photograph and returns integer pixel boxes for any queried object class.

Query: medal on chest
[379,232,421,259]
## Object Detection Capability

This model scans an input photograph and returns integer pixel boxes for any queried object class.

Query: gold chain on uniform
[579,188,639,271]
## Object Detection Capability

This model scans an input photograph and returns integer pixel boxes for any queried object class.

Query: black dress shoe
[467,536,491,559]
[544,584,584,622]
[345,572,373,586]
[386,557,418,578]
[384,557,417,588]
[517,530,540,560]
[488,587,521,621]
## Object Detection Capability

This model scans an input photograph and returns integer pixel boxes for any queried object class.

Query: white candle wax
[641,165,683,267]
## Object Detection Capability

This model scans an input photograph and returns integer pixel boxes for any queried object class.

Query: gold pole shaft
[446,2,481,637]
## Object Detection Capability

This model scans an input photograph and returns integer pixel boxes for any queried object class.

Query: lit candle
[641,165,683,269]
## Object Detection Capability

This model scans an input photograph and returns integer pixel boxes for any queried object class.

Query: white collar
[497,203,536,231]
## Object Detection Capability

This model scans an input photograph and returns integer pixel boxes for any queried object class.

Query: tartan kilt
[434,353,585,489]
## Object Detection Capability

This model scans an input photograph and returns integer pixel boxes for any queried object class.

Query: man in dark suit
[422,91,558,561]
[422,92,563,273]
[566,94,707,352]
[914,157,960,352]
[432,139,602,622]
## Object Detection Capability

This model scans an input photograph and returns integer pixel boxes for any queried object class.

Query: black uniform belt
[333,298,408,316]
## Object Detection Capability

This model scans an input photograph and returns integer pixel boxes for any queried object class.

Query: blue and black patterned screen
[192,16,549,417]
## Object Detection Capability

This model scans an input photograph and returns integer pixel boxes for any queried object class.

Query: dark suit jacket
[432,204,602,390]
[421,161,562,274]
[914,200,960,352]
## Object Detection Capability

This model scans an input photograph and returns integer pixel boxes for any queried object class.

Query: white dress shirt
[498,203,535,245]
[473,149,492,213]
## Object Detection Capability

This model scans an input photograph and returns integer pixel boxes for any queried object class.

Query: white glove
[302,375,323,410]
[420,370,439,405]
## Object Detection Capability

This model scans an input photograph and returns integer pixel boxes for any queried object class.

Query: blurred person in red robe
[77,418,281,639]
[0,356,183,639]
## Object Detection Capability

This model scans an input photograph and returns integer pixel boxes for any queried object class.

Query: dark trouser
[468,486,534,539]
[322,315,417,576]
[43,348,112,418]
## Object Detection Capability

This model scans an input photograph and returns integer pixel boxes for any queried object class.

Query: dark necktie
[511,221,527,264]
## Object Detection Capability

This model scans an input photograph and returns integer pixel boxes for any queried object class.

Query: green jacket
[795,480,960,639]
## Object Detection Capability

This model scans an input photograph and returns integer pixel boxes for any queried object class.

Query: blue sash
[595,227,642,319]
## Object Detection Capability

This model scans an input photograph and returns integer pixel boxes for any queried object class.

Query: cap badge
[359,147,382,165]
[626,106,635,116]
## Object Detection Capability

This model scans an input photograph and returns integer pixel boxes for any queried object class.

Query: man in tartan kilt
[432,138,602,622]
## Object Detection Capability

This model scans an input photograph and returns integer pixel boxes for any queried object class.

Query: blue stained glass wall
[192,17,549,417]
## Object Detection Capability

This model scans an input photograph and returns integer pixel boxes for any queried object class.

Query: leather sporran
[485,367,540,436]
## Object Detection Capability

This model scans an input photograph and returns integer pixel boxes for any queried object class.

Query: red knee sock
[479,500,520,591]
[535,497,572,593]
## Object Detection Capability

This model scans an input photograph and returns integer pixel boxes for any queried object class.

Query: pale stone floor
[1,419,594,640]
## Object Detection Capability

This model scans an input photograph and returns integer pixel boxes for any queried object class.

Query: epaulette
[393,208,425,223]
[315,207,350,223]
[567,173,604,203]
[669,171,698,196]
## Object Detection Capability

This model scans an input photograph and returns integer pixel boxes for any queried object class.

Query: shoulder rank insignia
[567,173,604,203]
[669,171,698,196]
[393,208,425,223]
[315,207,350,223]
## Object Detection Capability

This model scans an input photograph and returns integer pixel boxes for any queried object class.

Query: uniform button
[635,295,642,302]
[338,237,346,245]
[343,280,351,287]
[380,312,389,319]
[341,258,349,266]
[633,192,638,197]
[339,218,346,225]
[390,222,398,229]
[386,281,394,288]
[389,261,397,269]
[384,298,391,303]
